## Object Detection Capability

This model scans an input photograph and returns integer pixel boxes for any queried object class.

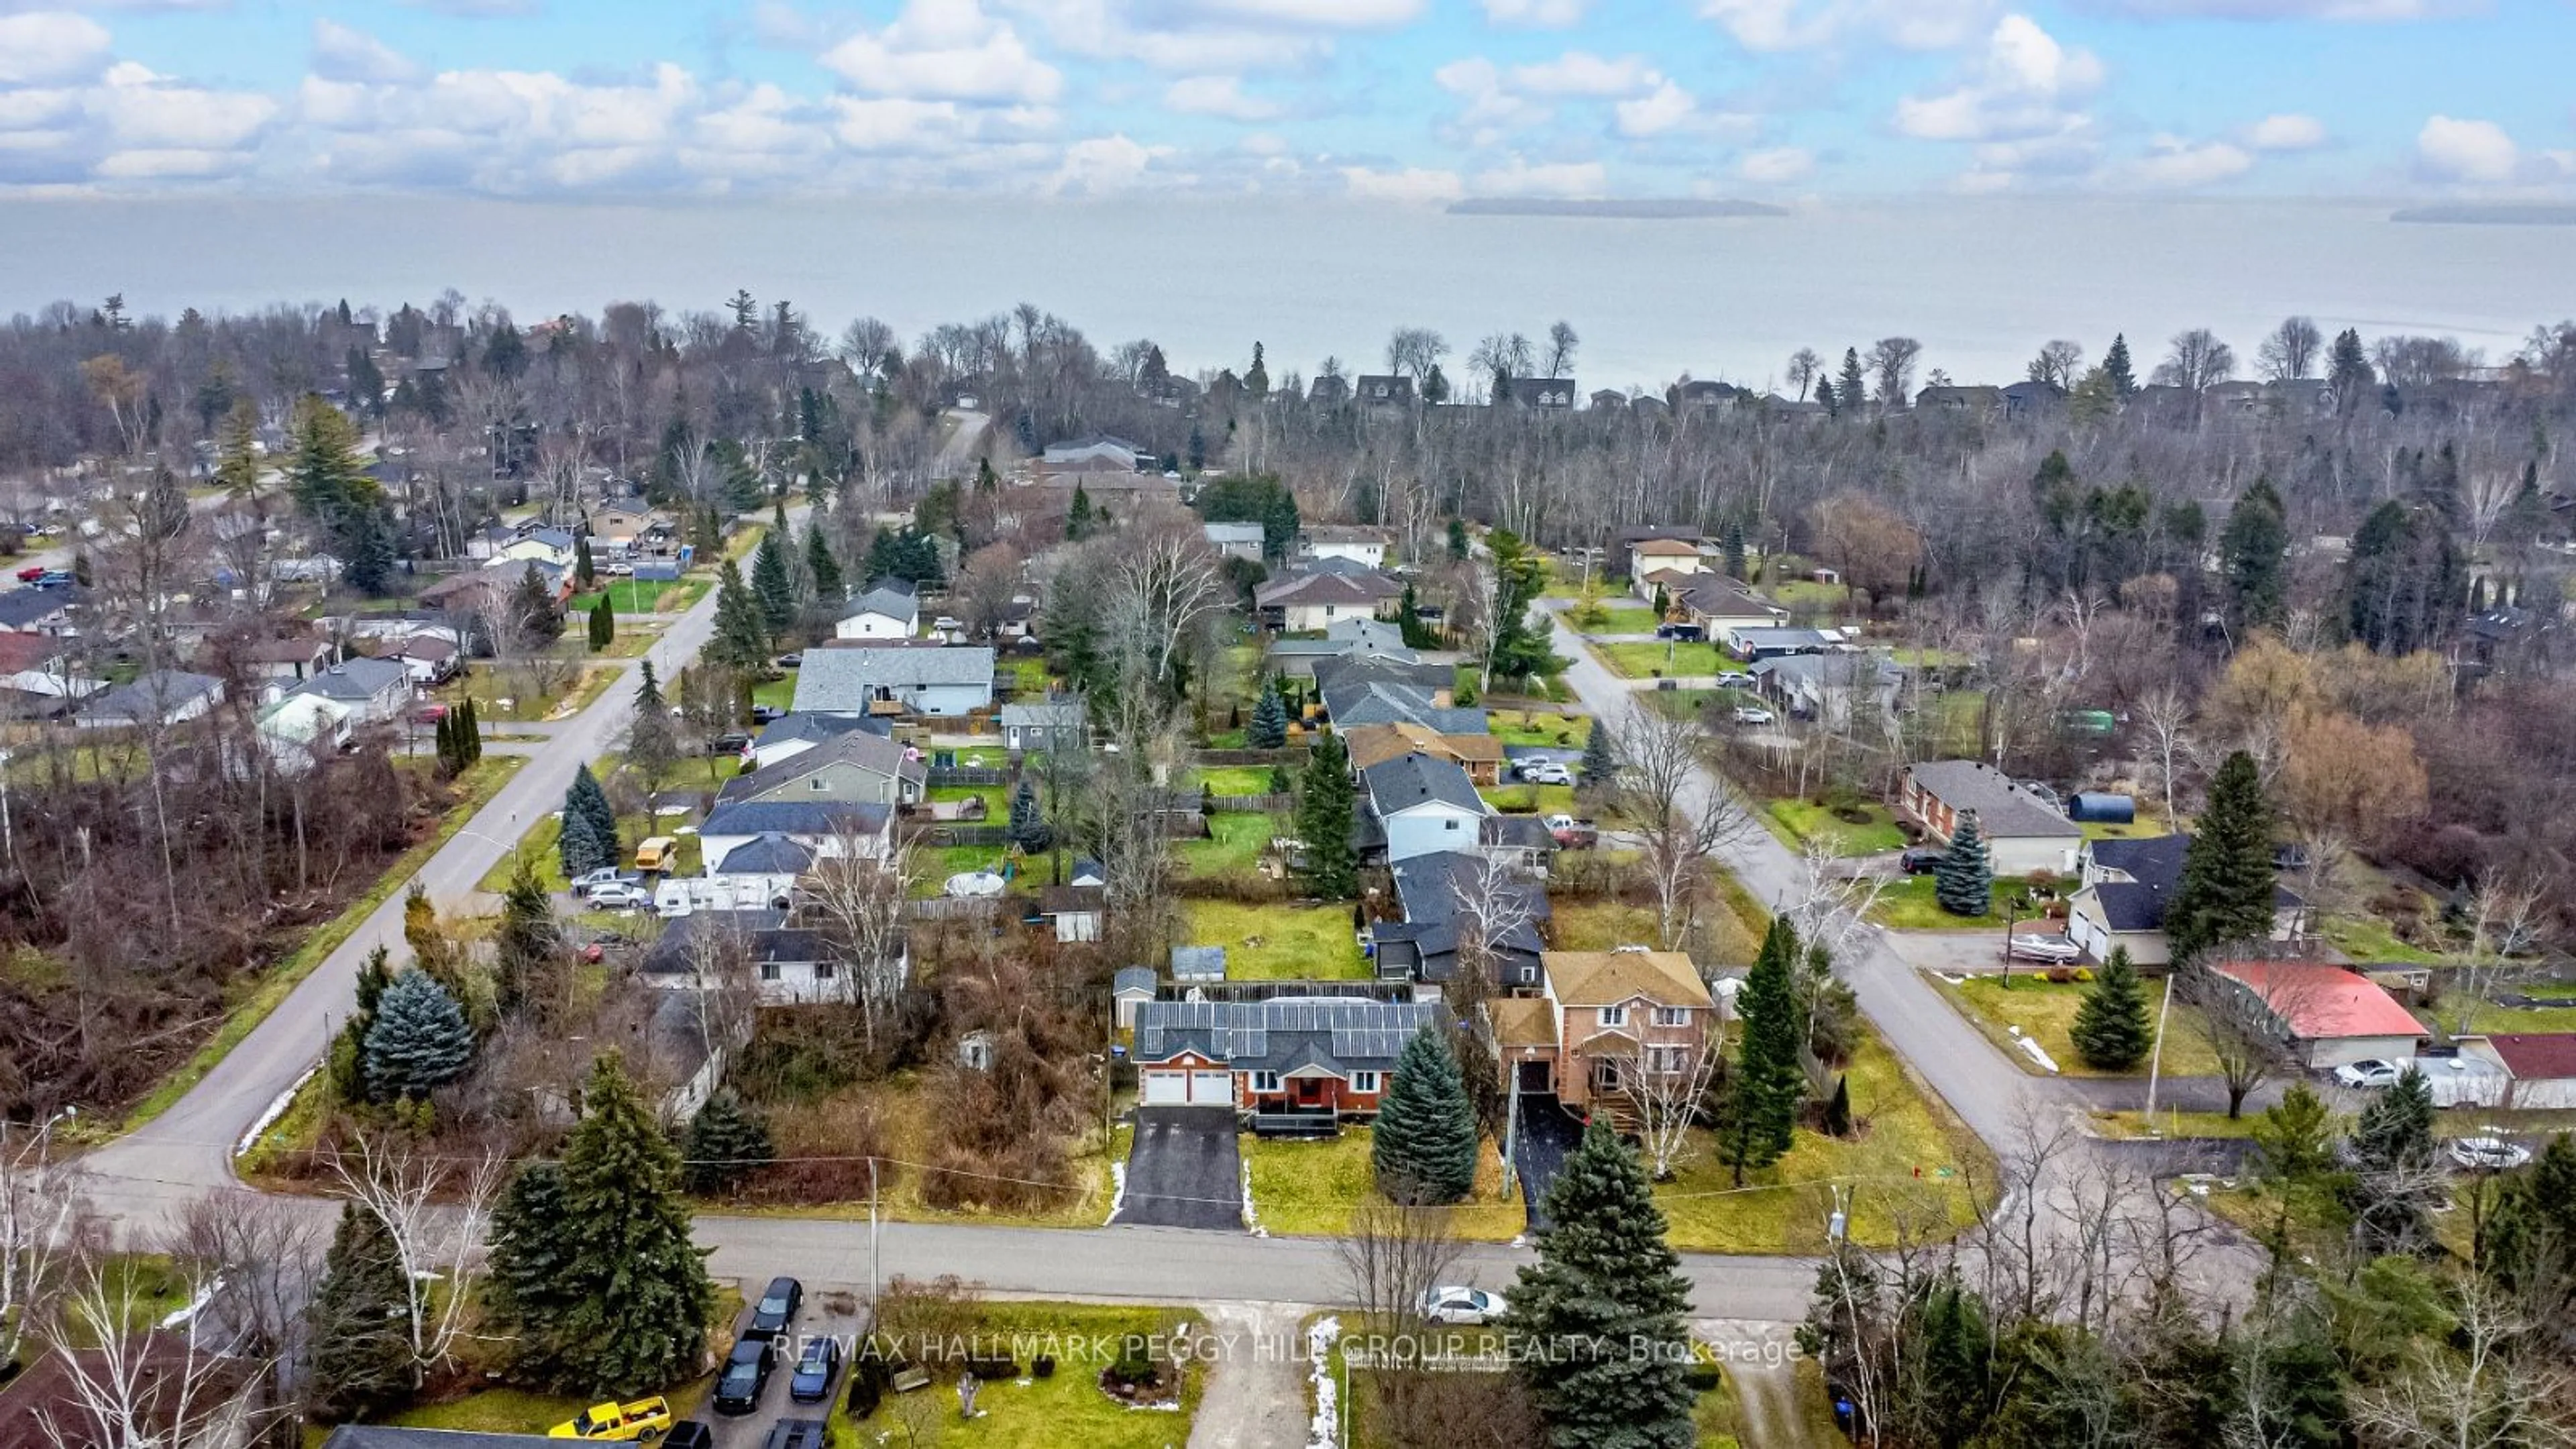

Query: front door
[1294,1077,1328,1108]
[1590,1059,1623,1095]
[1516,1059,1554,1094]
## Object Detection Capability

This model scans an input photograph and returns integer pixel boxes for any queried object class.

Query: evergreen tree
[362,968,475,1102]
[433,710,458,777]
[1725,918,1806,1183]
[492,858,560,1017]
[2249,1083,2340,1187]
[305,1202,415,1422]
[1578,719,1617,796]
[1446,517,1469,561]
[2165,751,2276,963]
[2070,947,2152,1070]
[284,393,381,525]
[343,506,396,595]
[1244,341,1269,400]
[1723,521,1748,580]
[682,1091,775,1197]
[509,562,561,644]
[1499,1122,1696,1448]
[215,398,262,506]
[331,946,396,1105]
[2485,1134,2576,1314]
[1815,376,1839,418]
[1006,776,1053,854]
[1370,1027,1478,1205]
[484,1161,582,1384]
[1821,1074,1852,1138]
[460,698,482,763]
[624,661,681,790]
[588,594,614,651]
[556,798,606,879]
[1065,484,1095,541]
[2220,477,2291,631]
[1837,348,1867,415]
[804,520,844,605]
[574,535,596,589]
[1294,734,1358,899]
[551,1053,716,1394]
[708,559,771,670]
[1934,812,1994,917]
[2104,333,2139,396]
[751,527,796,636]
[2348,1065,2439,1254]
[2344,498,2459,655]
[2328,327,2374,411]
[1246,688,1289,748]
[571,764,619,852]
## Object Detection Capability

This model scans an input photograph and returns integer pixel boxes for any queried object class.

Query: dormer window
[1597,1006,1627,1027]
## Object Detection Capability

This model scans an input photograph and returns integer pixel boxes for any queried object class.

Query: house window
[1652,1006,1690,1028]
[1352,1071,1381,1094]
[812,961,837,980]
[758,962,781,982]
[1597,1006,1627,1027]
[1252,1071,1283,1093]
[1445,818,1459,830]
[1650,1046,1691,1073]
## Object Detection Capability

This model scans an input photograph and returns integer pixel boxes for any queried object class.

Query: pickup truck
[549,1397,672,1440]
[1542,813,1599,848]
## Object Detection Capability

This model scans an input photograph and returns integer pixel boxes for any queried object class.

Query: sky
[0,0,2571,201]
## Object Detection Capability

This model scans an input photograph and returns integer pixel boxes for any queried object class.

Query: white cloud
[311,19,423,86]
[1738,144,1813,182]
[1191,0,1424,26]
[0,11,113,85]
[1470,156,1604,197]
[1479,0,1589,25]
[1048,132,1172,193]
[1893,13,2100,142]
[2119,136,2253,186]
[1163,74,1281,121]
[396,0,541,15]
[820,0,1061,105]
[999,0,1332,72]
[2415,114,2516,184]
[1507,50,1654,96]
[1340,162,1464,201]
[1615,80,1695,136]
[2084,0,2451,19]
[1700,0,1994,53]
[2243,112,2326,151]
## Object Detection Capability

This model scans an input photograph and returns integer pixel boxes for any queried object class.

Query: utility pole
[2143,970,2178,1125]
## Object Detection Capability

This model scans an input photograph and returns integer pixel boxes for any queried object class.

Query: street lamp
[2000,898,2019,989]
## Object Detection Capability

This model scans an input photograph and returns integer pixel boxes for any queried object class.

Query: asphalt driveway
[1115,1106,1244,1231]
[1511,1093,1586,1231]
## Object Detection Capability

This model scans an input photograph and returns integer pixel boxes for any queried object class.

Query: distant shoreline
[1446,198,1789,220]
[2390,204,2576,227]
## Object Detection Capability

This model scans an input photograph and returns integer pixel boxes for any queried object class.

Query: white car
[1415,1286,1507,1326]
[586,881,653,911]
[1714,671,1754,687]
[2449,1136,2532,1171]
[570,867,639,897]
[2333,1059,2406,1089]
[1516,761,1573,786]
[1732,706,1776,726]
[2005,932,2082,964]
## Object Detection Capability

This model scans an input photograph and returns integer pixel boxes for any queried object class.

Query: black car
[1900,846,1945,875]
[712,1336,777,1415]
[747,1276,804,1338]
[663,1424,714,1449]
[749,704,782,724]
[761,1421,828,1449]
[788,1336,843,1403]
[775,653,804,669]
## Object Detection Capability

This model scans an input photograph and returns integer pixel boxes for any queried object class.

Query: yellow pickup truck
[548,1398,672,1441]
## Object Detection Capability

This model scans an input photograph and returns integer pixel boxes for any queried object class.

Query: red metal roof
[2212,960,2424,1040]
[2483,1033,2576,1082]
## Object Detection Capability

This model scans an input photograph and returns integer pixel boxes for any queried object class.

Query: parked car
[31,570,72,589]
[747,1276,804,1338]
[2005,932,2082,965]
[711,1337,777,1415]
[1654,623,1705,642]
[759,1423,828,1449]
[706,731,751,756]
[1542,813,1598,848]
[13,565,45,583]
[775,653,803,669]
[2449,1136,2532,1171]
[749,704,782,724]
[633,836,679,872]
[547,1397,671,1440]
[411,702,449,725]
[1731,706,1776,726]
[1515,760,1573,786]
[571,867,641,898]
[607,560,637,576]
[788,1337,842,1403]
[2332,1059,2406,1089]
[1713,669,1754,686]
[1899,847,1945,875]
[660,1424,712,1449]
[586,882,652,911]
[1416,1286,1507,1326]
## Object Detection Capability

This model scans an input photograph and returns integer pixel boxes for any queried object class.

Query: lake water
[2,193,2563,392]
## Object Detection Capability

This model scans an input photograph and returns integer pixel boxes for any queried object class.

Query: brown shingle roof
[1493,997,1558,1051]
[1544,950,1711,1008]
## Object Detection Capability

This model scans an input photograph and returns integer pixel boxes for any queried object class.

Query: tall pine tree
[551,1052,716,1394]
[588,594,614,651]
[362,968,476,1102]
[484,1161,582,1386]
[1499,1123,1697,1448]
[751,527,797,637]
[305,1202,415,1422]
[804,519,844,606]
[2347,1064,2438,1255]
[492,858,560,1017]
[1726,917,1806,1183]
[2165,751,2276,963]
[1371,1027,1478,1205]
[1294,734,1358,899]
[2219,477,2290,631]
[2104,333,2138,396]
[1935,812,1994,917]
[683,1091,776,1197]
[1578,718,1617,798]
[1006,776,1053,854]
[1837,349,1868,416]
[1246,687,1289,748]
[2070,947,2152,1070]
[708,558,772,671]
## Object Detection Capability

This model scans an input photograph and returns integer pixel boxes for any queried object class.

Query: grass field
[845,1301,1205,1449]
[1764,798,1907,857]
[1599,641,1735,678]
[1548,899,1666,953]
[912,842,1012,897]
[1583,606,1662,635]
[2319,910,2447,965]
[567,579,670,614]
[1181,900,1368,979]
[2420,993,2576,1036]
[1245,1128,1523,1240]
[1482,782,1580,816]
[1489,708,1592,749]
[1175,813,1273,878]
[1868,875,2032,930]
[1653,1028,1991,1254]
[1945,975,2224,1078]
[1190,765,1283,796]
[750,669,796,712]
[1765,578,1850,614]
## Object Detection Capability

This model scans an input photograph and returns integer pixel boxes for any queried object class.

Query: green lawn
[2422,995,2576,1036]
[912,843,1013,897]
[845,1302,1203,1448]
[1868,875,2038,930]
[474,787,698,895]
[566,579,670,614]
[1764,798,1907,857]
[750,670,796,712]
[1547,900,1666,953]
[1598,641,1734,678]
[1764,578,1850,614]
[1190,765,1282,796]
[2319,911,2447,965]
[1181,900,1368,979]
[1585,606,1662,635]
[1927,691,1985,756]
[1945,976,2224,1078]
[1245,1128,1522,1240]
[1176,813,1273,878]
[1482,782,1580,816]
[1490,710,1593,749]
[1654,1029,1990,1254]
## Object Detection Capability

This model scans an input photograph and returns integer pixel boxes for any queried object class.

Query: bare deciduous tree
[325,1132,504,1383]
[2349,1282,2576,1449]
[2255,316,2322,382]
[1627,1033,1719,1180]
[36,1254,288,1449]
[1,1121,89,1375]
[804,830,916,1053]
[1611,708,1756,950]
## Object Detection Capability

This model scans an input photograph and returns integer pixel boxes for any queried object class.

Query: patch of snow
[233,1064,319,1159]
[160,1277,221,1330]
[1306,1315,1342,1449]
[1241,1158,1266,1236]
[2010,1030,2060,1074]
[656,804,691,816]
[1106,1160,1128,1224]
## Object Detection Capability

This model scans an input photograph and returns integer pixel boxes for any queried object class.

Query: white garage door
[1191,1071,1234,1106]
[1141,1071,1191,1105]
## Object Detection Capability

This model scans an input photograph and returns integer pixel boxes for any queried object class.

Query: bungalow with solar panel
[1129,995,1446,1127]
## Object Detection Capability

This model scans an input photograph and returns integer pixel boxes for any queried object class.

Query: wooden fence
[926,766,1008,788]
[904,823,1010,848]
[1205,793,1293,814]
[1195,747,1311,767]
[905,896,1000,920]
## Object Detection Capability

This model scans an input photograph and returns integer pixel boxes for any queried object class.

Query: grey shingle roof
[1132,996,1444,1073]
[792,645,996,712]
[843,581,920,623]
[325,1429,557,1449]
[1363,751,1484,816]
[286,655,411,703]
[998,699,1086,729]
[639,908,829,977]
[0,586,82,629]
[1113,965,1159,996]
[714,833,816,875]
[1391,849,1550,943]
[718,728,922,804]
[1908,759,2080,840]
[755,712,894,749]
[80,669,222,723]
[700,800,891,839]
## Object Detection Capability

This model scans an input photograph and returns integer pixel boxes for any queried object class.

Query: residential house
[1299,525,1393,570]
[2066,834,2305,966]
[2207,959,2424,1070]
[2000,380,2063,420]
[1308,374,1352,406]
[1362,753,1488,864]
[484,525,578,572]
[1720,625,1839,661]
[690,833,814,912]
[1254,570,1402,633]
[6,1338,251,1449]
[2456,1034,2576,1110]
[1265,616,1418,680]
[1750,652,1902,729]
[1038,884,1107,943]
[717,727,927,810]
[1371,849,1550,994]
[836,578,922,640]
[1494,950,1717,1124]
[257,693,354,773]
[1898,759,2081,876]
[1589,389,1631,412]
[1915,384,2004,413]
[1676,380,1748,411]
[696,800,893,873]
[1613,527,1701,578]
[0,631,93,718]
[1480,812,1557,874]
[387,633,462,686]
[235,633,335,694]
[1324,677,1484,735]
[1354,374,1415,409]
[76,669,225,729]
[1042,435,1146,471]
[1629,538,1705,577]
[0,584,85,637]
[747,710,897,770]
[584,498,672,553]
[641,908,859,1006]
[791,643,996,717]
[1507,377,1578,410]
[1203,521,1267,563]
[1130,995,1443,1115]
[283,655,415,728]
[999,697,1087,752]
[1668,576,1791,635]
[1344,721,1505,786]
